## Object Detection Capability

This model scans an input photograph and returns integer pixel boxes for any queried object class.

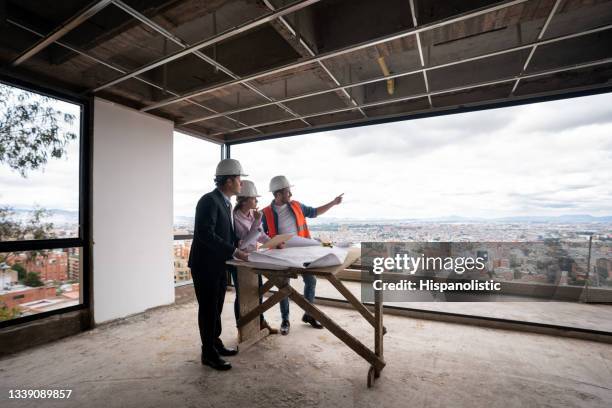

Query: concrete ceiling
[1,0,612,144]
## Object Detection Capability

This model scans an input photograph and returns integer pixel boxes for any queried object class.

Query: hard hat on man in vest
[215,158,248,176]
[269,175,293,192]
[237,180,260,197]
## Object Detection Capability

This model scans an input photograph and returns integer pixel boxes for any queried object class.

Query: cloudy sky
[176,92,612,219]
[0,93,81,212]
[2,90,611,220]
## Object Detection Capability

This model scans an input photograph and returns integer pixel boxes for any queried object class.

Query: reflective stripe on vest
[290,201,311,239]
[263,201,311,239]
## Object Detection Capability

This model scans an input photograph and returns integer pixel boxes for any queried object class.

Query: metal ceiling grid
[1,0,611,144]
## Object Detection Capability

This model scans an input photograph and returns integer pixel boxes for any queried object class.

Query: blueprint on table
[248,245,348,269]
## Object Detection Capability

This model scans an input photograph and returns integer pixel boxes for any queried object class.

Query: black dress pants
[191,264,227,357]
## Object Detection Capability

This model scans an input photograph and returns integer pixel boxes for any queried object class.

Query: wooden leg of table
[326,275,387,335]
[237,328,270,352]
[288,288,385,372]
[237,286,291,328]
[326,275,376,326]
[259,278,275,297]
[374,285,384,378]
[236,266,263,343]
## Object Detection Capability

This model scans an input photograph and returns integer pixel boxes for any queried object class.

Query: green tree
[0,206,55,241]
[0,83,77,177]
[0,206,21,240]
[0,303,21,321]
[11,263,27,281]
[0,207,55,276]
[24,272,43,287]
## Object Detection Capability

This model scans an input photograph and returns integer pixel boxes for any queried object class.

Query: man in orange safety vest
[261,175,343,335]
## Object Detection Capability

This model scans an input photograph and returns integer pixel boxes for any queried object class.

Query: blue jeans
[229,266,265,325]
[280,274,316,321]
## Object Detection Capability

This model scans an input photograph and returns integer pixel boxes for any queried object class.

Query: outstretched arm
[315,193,344,216]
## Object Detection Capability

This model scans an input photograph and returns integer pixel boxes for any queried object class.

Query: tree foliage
[0,83,77,177]
[10,263,27,281]
[0,304,21,321]
[24,272,43,287]
[0,206,55,241]
[0,207,56,276]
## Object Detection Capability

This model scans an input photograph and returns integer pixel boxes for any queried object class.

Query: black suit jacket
[188,189,238,272]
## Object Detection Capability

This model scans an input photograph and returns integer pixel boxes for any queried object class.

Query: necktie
[228,202,234,230]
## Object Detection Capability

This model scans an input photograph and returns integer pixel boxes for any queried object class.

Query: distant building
[174,258,192,284]
[7,251,69,282]
[0,286,56,309]
[173,241,191,259]
[0,263,18,290]
[68,252,80,281]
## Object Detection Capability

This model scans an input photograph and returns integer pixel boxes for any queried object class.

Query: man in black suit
[188,158,249,371]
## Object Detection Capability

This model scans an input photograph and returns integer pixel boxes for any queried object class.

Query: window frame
[0,74,92,329]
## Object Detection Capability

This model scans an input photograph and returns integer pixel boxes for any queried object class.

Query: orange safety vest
[262,201,311,239]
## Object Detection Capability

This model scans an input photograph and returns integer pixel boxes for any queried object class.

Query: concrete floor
[305,279,612,333]
[1,291,611,408]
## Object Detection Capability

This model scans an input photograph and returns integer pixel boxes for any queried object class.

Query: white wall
[93,98,174,323]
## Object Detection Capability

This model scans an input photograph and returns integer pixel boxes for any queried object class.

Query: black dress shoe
[215,343,238,357]
[201,353,232,371]
[302,314,324,329]
[280,319,290,335]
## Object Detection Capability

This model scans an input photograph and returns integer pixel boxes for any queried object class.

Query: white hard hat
[237,180,260,197]
[215,158,247,176]
[269,175,293,192]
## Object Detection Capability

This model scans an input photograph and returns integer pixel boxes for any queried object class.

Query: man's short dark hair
[215,175,238,188]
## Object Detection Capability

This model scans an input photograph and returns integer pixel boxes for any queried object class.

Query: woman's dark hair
[215,175,238,188]
[234,196,250,213]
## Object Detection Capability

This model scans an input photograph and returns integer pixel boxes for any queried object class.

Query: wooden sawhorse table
[227,248,386,387]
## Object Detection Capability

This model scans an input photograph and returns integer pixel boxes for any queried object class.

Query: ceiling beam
[206,56,612,138]
[409,0,432,108]
[7,16,261,135]
[262,0,367,118]
[10,0,113,66]
[111,0,311,127]
[180,22,612,126]
[139,0,532,112]
[108,0,267,132]
[91,0,322,93]
[511,0,563,94]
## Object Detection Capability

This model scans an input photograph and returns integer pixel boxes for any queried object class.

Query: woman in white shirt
[230,180,278,334]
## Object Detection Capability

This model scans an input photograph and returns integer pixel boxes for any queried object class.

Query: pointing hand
[334,193,344,205]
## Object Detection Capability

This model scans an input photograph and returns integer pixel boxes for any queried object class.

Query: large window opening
[230,92,612,333]
[0,80,88,325]
[172,132,220,286]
